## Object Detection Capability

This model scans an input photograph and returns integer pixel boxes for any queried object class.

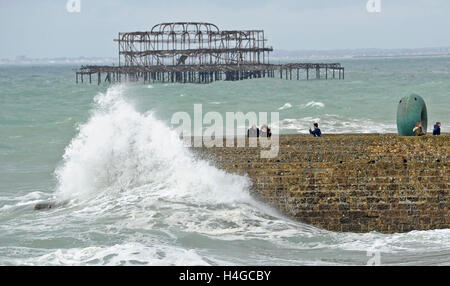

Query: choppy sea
[0,57,449,265]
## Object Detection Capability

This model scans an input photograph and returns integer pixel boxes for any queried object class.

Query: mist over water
[0,57,449,265]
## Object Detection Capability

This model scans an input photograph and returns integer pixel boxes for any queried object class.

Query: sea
[0,56,449,265]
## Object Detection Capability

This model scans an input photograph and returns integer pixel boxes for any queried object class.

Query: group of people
[413,121,441,136]
[247,121,441,138]
[247,124,272,137]
[309,121,443,137]
[247,123,322,138]
[308,121,443,137]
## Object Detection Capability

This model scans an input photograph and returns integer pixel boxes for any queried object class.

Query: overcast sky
[1,0,450,58]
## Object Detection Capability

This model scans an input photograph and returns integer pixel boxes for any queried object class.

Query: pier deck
[76,63,344,84]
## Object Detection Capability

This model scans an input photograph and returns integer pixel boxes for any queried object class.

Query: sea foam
[278,103,292,110]
[54,85,252,205]
[299,101,325,109]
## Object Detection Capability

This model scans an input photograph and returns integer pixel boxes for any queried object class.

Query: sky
[1,0,450,58]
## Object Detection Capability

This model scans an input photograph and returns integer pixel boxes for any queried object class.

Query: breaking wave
[54,84,252,204]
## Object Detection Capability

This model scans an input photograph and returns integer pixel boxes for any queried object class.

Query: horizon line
[2,46,450,61]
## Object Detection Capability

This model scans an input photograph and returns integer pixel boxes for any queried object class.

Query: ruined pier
[75,22,344,84]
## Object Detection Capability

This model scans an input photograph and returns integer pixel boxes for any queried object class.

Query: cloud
[1,0,449,58]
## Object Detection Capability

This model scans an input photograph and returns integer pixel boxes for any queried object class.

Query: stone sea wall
[194,134,449,233]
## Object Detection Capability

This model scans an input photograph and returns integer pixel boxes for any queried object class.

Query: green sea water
[0,57,449,265]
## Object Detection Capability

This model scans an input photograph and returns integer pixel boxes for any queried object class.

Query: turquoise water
[0,57,449,265]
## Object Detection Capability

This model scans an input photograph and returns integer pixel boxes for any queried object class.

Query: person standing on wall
[247,124,259,137]
[260,124,272,138]
[413,121,425,136]
[309,123,322,137]
[433,122,441,136]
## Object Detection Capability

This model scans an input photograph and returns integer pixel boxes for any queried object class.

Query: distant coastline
[0,56,116,66]
[352,53,450,59]
[270,47,450,61]
[1,47,450,65]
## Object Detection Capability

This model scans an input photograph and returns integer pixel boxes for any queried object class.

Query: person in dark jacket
[309,123,322,137]
[260,124,272,137]
[433,122,441,136]
[247,124,259,137]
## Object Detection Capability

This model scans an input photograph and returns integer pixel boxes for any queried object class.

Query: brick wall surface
[194,134,449,233]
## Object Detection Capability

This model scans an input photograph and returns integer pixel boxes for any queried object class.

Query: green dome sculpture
[396,94,427,136]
